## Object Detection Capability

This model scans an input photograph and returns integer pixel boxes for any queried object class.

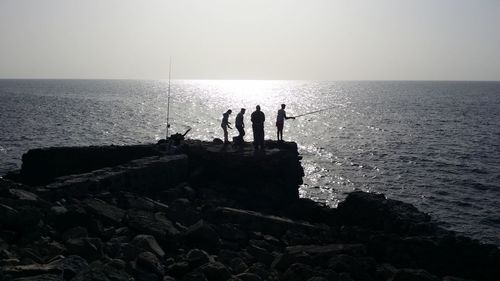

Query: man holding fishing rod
[276,104,295,141]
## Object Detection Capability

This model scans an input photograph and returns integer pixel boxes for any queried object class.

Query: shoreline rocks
[0,140,499,281]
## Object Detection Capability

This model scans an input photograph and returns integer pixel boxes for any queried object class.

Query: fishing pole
[166,57,172,139]
[294,106,337,118]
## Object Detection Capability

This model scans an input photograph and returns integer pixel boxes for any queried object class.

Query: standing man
[251,105,265,150]
[221,109,232,143]
[276,104,295,141]
[235,108,246,143]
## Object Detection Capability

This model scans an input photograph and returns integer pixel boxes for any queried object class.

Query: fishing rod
[294,106,337,118]
[166,57,172,139]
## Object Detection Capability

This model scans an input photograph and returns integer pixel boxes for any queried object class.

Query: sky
[1,0,499,80]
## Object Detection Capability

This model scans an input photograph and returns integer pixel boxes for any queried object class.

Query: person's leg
[252,127,258,148]
[223,127,228,142]
[259,127,265,149]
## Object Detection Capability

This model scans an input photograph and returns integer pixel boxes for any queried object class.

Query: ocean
[1,79,499,245]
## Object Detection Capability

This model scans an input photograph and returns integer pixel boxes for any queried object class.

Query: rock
[215,224,248,244]
[61,226,88,241]
[245,263,271,281]
[307,277,328,281]
[185,220,221,252]
[389,269,440,281]
[210,207,319,237]
[183,271,208,281]
[47,204,88,231]
[229,258,248,274]
[167,262,191,278]
[200,262,232,281]
[11,274,61,281]
[1,261,62,278]
[337,191,436,236]
[0,203,42,232]
[282,263,319,281]
[61,255,88,280]
[236,273,262,281]
[103,260,131,281]
[82,198,125,226]
[328,255,372,281]
[118,192,169,213]
[186,249,211,268]
[247,243,275,266]
[131,234,166,258]
[136,251,164,275]
[126,210,179,244]
[167,198,201,227]
[65,238,103,261]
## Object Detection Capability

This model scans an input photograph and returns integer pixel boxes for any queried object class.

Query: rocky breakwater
[0,140,499,281]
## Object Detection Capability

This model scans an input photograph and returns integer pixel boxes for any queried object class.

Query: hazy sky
[1,0,499,80]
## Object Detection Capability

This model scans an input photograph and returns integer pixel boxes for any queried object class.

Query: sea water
[1,79,499,245]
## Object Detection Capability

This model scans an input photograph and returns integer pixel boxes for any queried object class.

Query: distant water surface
[1,79,499,245]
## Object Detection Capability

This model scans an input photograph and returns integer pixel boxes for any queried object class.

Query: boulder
[82,198,125,226]
[337,191,437,236]
[389,269,440,281]
[282,263,318,281]
[236,273,262,281]
[61,255,88,280]
[61,226,88,241]
[136,251,164,275]
[185,220,221,252]
[1,261,62,278]
[11,274,61,281]
[210,207,319,237]
[199,262,232,281]
[65,238,103,261]
[126,210,179,244]
[186,249,211,268]
[131,234,165,258]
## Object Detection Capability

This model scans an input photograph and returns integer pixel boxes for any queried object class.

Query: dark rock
[245,263,271,281]
[186,249,211,268]
[82,198,125,226]
[126,210,179,245]
[229,258,248,274]
[307,277,328,281]
[185,220,221,252]
[389,269,440,281]
[215,224,248,244]
[61,226,88,241]
[0,202,42,232]
[183,271,208,281]
[167,198,201,227]
[136,251,164,275]
[47,204,88,231]
[236,273,262,281]
[328,254,372,281]
[118,192,169,213]
[61,255,88,280]
[273,244,364,271]
[1,261,62,278]
[247,243,275,266]
[337,191,437,236]
[131,234,165,258]
[11,274,61,281]
[167,261,190,278]
[199,262,232,281]
[65,238,103,261]
[282,263,318,281]
[210,207,319,237]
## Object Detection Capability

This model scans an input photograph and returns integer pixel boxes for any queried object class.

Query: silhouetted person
[221,109,232,143]
[251,105,265,150]
[276,104,295,141]
[235,108,246,143]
